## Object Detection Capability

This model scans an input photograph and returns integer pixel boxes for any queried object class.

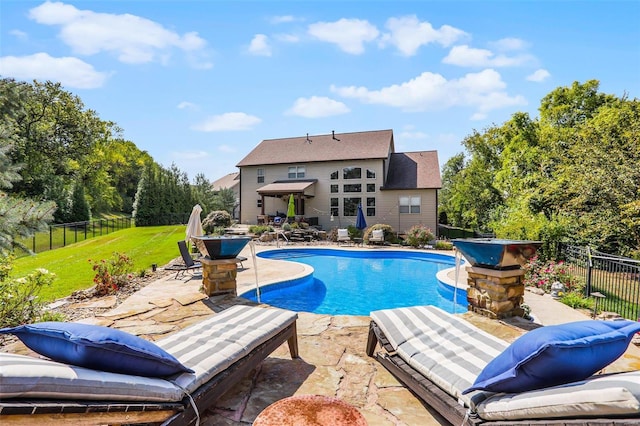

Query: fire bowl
[192,236,251,259]
[452,238,541,270]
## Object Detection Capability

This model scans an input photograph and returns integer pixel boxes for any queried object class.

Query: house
[235,129,441,235]
[211,172,240,219]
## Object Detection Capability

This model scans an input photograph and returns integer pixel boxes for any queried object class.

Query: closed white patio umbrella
[186,204,204,242]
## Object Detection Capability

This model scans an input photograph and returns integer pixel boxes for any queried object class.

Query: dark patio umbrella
[355,203,367,230]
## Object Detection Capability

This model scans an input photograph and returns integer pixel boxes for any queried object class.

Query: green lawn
[12,225,186,302]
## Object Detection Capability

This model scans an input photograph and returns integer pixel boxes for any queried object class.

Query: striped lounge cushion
[370,305,508,405]
[474,370,640,420]
[0,352,184,401]
[157,305,297,394]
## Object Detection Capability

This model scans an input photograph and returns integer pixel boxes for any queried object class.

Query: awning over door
[257,180,316,197]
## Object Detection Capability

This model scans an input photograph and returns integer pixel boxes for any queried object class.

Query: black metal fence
[16,217,133,257]
[561,245,640,321]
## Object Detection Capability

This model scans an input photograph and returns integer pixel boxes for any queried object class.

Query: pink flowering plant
[405,225,435,248]
[523,255,583,293]
[89,252,134,296]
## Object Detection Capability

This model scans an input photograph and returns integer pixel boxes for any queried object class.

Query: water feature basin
[452,238,541,270]
[192,235,251,259]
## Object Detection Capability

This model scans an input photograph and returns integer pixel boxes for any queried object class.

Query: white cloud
[177,101,197,110]
[379,15,468,56]
[192,112,261,132]
[527,68,551,82]
[10,29,28,40]
[248,34,272,56]
[270,15,297,24]
[274,33,300,43]
[28,1,210,67]
[308,18,379,54]
[172,150,209,160]
[331,69,526,117]
[490,37,529,51]
[398,130,428,140]
[443,45,534,67]
[285,96,350,118]
[0,52,108,88]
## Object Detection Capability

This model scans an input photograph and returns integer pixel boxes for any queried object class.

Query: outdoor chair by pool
[337,228,351,245]
[175,240,202,279]
[366,305,640,425]
[0,305,299,425]
[368,229,385,245]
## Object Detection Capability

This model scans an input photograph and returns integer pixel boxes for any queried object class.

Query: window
[399,196,421,214]
[366,183,375,192]
[367,197,376,216]
[330,184,339,193]
[343,184,361,193]
[330,170,339,180]
[343,197,361,216]
[257,168,264,183]
[343,167,361,179]
[257,199,262,208]
[330,198,339,216]
[366,169,376,178]
[288,166,305,179]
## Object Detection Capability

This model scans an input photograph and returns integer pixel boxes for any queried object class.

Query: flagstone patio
[3,243,639,425]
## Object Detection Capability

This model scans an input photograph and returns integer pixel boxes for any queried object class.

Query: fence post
[586,245,593,296]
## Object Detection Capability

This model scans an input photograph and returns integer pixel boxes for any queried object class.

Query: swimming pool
[240,248,467,316]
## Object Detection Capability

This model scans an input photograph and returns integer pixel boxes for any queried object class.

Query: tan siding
[240,161,437,233]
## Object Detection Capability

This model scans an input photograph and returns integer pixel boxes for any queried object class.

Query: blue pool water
[240,248,467,316]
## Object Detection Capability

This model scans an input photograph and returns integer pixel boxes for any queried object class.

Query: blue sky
[1,1,639,182]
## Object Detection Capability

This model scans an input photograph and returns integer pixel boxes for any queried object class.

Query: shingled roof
[211,172,239,190]
[383,151,441,189]
[236,129,394,167]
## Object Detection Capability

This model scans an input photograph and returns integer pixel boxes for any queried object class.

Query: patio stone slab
[296,312,331,335]
[67,295,117,310]
[377,387,442,426]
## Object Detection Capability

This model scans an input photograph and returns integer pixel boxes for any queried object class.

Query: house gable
[382,151,441,190]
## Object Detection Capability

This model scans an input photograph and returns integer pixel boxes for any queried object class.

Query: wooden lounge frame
[1,322,298,426]
[366,320,640,426]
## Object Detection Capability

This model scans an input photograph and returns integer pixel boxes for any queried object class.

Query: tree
[438,80,639,256]
[0,116,55,254]
[132,163,196,226]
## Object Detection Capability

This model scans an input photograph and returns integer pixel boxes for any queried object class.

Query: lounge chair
[366,305,640,425]
[336,228,351,245]
[175,240,202,278]
[368,229,385,245]
[0,305,299,425]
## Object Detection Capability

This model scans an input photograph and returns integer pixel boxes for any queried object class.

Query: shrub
[561,291,595,310]
[90,252,134,296]
[405,225,435,248]
[202,210,232,234]
[249,225,272,235]
[434,240,454,250]
[523,255,583,293]
[0,256,57,328]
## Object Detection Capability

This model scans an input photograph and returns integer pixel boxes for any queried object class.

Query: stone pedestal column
[466,266,525,319]
[200,257,239,297]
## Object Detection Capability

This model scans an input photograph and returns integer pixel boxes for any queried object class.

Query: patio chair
[366,305,640,425]
[368,229,385,245]
[175,240,202,278]
[336,228,351,245]
[0,305,299,425]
